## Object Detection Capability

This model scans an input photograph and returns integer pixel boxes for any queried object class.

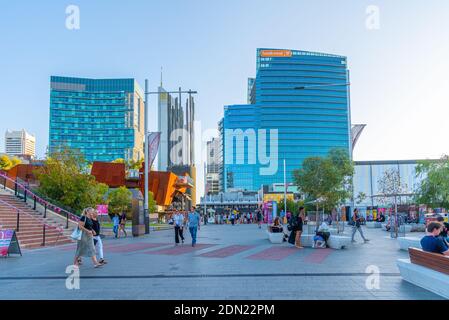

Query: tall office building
[157,86,184,171]
[223,48,351,191]
[157,84,197,205]
[5,129,36,159]
[205,137,221,194]
[49,76,145,162]
[157,85,197,170]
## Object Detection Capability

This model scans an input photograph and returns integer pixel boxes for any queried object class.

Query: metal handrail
[0,197,64,246]
[0,173,80,227]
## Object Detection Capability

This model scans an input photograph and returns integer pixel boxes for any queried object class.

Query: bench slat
[408,247,449,276]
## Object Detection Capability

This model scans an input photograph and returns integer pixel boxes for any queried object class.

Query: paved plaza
[0,223,442,300]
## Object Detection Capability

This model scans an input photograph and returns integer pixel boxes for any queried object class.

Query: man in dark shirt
[420,222,449,256]
[436,216,449,245]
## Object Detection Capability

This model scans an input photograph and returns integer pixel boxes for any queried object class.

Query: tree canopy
[414,155,449,209]
[0,154,21,171]
[293,148,354,211]
[107,186,132,215]
[35,148,108,213]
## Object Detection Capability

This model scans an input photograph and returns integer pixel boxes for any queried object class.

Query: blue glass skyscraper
[49,76,145,162]
[223,48,351,191]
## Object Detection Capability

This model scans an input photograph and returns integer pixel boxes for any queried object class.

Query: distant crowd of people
[212,208,264,227]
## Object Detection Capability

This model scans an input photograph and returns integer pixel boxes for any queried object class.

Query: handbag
[70,227,82,241]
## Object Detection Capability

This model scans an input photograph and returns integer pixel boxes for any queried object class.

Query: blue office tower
[49,76,144,162]
[49,76,145,162]
[223,48,351,191]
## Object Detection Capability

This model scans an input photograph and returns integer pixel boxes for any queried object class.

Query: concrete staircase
[0,193,73,249]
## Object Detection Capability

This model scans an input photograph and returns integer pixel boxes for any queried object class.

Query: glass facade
[223,48,351,191]
[49,76,145,162]
[352,160,425,206]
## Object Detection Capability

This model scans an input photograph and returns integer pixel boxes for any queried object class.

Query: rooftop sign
[260,49,292,57]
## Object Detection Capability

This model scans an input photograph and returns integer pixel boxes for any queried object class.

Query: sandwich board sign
[0,230,22,257]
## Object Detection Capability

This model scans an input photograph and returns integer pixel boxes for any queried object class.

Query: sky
[1,0,449,201]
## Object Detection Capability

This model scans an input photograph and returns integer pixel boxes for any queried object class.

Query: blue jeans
[113,225,119,237]
[189,226,198,245]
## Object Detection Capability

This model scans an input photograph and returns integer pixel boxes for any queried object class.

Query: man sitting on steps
[420,222,449,256]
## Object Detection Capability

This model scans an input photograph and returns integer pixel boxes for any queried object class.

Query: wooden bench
[397,247,449,299]
[409,247,449,275]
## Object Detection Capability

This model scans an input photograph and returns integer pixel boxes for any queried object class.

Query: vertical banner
[147,132,161,168]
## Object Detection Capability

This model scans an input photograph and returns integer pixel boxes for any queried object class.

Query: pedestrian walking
[74,208,102,268]
[230,211,235,225]
[118,211,127,238]
[188,207,201,247]
[288,207,305,248]
[92,210,107,265]
[257,209,263,229]
[112,213,120,238]
[351,208,369,243]
[173,211,185,245]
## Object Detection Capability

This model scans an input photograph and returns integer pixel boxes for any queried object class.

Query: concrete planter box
[398,237,422,251]
[366,221,382,229]
[397,259,449,299]
[327,235,351,250]
[268,232,284,244]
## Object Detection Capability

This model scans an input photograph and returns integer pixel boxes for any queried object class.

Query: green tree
[0,155,12,171]
[112,158,126,164]
[148,190,157,213]
[415,155,449,209]
[355,191,367,205]
[107,186,133,215]
[10,157,21,168]
[293,148,354,212]
[278,199,303,215]
[35,147,108,213]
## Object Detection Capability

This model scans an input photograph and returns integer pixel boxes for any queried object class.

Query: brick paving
[0,223,443,300]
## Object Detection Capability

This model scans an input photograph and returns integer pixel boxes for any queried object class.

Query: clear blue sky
[1,1,449,200]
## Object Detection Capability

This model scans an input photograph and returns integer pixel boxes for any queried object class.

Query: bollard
[24,189,27,202]
[33,195,36,210]
[42,225,46,246]
[44,203,47,219]
[66,212,69,229]
[16,210,20,232]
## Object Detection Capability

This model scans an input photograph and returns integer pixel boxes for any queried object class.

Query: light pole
[144,80,149,234]
[283,159,287,219]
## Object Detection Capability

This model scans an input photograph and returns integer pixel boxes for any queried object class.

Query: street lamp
[143,79,198,233]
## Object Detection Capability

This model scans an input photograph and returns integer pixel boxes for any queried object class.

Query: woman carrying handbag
[73,207,103,268]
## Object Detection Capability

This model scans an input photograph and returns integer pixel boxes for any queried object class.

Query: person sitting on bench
[420,222,449,256]
[269,217,288,242]
[315,221,331,248]
[270,217,283,233]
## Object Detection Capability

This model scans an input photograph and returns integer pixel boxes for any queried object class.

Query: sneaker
[364,239,370,242]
